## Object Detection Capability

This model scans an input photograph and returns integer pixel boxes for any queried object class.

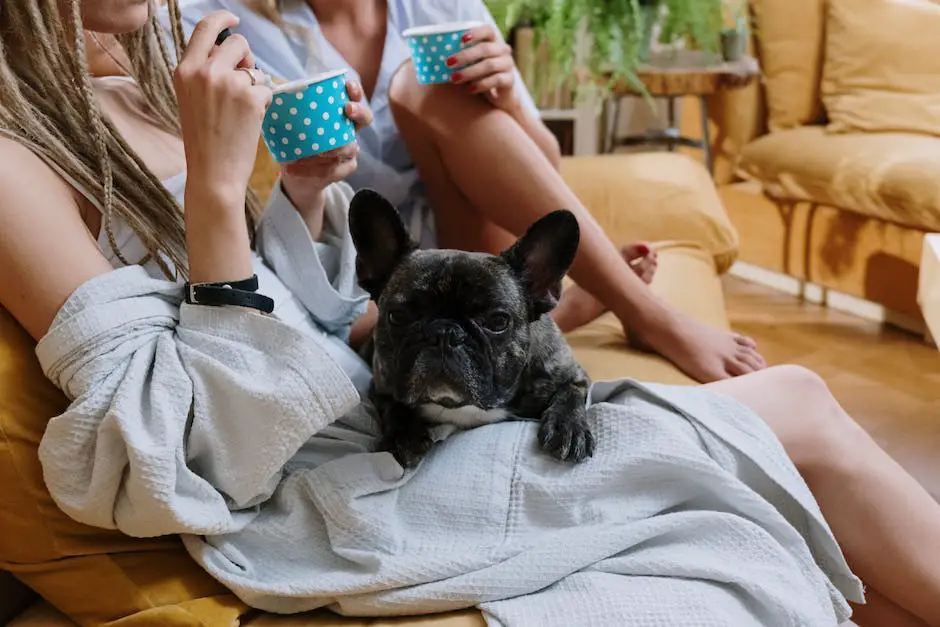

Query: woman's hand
[280,80,373,186]
[174,11,272,207]
[446,24,520,112]
[280,79,374,239]
[173,11,272,283]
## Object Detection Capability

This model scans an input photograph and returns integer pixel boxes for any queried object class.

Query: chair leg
[700,95,714,176]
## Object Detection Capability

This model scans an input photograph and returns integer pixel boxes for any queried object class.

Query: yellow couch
[0,150,738,626]
[681,0,940,324]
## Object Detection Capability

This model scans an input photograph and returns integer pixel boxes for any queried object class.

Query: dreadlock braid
[0,0,262,280]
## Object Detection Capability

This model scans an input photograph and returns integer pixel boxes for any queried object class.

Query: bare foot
[628,305,767,382]
[552,243,658,333]
[551,242,767,383]
[622,242,657,285]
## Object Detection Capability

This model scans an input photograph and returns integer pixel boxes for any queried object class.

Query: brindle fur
[349,189,594,469]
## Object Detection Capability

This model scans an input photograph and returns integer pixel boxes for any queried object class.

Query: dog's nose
[433,324,466,349]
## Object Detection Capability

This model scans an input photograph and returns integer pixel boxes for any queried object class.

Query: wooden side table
[604,50,760,175]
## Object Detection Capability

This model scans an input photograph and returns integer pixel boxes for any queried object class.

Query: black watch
[184,275,274,314]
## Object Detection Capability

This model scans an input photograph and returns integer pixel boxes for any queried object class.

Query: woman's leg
[551,243,658,332]
[851,588,930,627]
[708,366,940,627]
[388,63,764,384]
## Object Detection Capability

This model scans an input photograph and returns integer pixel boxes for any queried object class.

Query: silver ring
[236,67,257,86]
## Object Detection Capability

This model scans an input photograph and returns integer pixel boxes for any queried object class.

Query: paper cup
[262,69,356,163]
[402,21,483,85]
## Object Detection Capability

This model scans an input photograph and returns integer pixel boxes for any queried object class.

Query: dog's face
[349,190,580,410]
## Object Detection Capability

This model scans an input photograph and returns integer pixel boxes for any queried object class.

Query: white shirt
[171,0,539,247]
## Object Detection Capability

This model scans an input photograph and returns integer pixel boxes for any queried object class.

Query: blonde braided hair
[0,0,262,280]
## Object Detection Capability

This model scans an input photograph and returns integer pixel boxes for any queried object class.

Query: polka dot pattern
[262,70,356,163]
[406,29,474,85]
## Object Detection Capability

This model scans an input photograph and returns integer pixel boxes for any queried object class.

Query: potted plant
[486,0,724,94]
[720,1,749,62]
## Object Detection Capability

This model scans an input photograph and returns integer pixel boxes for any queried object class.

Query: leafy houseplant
[486,0,724,95]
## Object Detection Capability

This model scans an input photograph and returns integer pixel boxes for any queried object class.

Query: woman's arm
[0,136,359,538]
[174,12,272,283]
[278,80,374,240]
[0,139,114,341]
[0,10,361,538]
[253,80,376,340]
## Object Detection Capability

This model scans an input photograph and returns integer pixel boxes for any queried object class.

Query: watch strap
[184,276,274,314]
[191,274,260,292]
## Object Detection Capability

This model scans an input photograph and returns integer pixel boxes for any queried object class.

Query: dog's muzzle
[428,321,466,349]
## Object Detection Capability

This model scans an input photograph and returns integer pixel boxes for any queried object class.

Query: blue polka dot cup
[402,21,483,85]
[262,69,356,163]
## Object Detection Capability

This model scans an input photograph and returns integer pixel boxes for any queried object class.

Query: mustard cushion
[738,125,940,231]
[822,0,940,136]
[559,153,739,273]
[752,0,827,132]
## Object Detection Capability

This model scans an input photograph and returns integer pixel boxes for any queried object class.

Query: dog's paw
[538,408,595,463]
[377,431,433,469]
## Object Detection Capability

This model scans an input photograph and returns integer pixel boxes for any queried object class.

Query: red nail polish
[446,57,457,67]
[468,85,477,94]
[451,72,462,82]
[462,33,473,43]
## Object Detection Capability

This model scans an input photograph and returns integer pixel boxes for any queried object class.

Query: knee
[388,61,443,139]
[766,365,867,475]
[388,61,487,130]
[388,60,420,117]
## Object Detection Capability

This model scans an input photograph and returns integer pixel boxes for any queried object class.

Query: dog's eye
[387,308,410,326]
[484,312,511,333]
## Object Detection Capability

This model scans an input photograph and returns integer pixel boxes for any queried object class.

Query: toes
[739,348,767,371]
[621,242,652,261]
[733,334,767,369]
[622,242,658,284]
[727,357,752,377]
[730,342,767,374]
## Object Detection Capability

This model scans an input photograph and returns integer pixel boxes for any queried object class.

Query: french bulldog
[348,189,594,469]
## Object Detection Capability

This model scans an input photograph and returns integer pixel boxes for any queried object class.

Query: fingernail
[462,33,473,43]
[468,84,477,94]
[451,72,463,82]
[446,57,457,67]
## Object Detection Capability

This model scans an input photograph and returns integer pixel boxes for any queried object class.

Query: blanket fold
[36,268,864,626]
[36,266,359,535]
[256,180,368,341]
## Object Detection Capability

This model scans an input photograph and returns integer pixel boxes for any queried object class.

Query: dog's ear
[500,210,580,320]
[349,189,417,300]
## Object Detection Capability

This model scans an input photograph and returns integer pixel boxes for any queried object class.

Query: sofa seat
[739,126,940,232]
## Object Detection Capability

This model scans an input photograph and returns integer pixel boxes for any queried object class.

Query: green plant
[486,0,723,93]
[721,0,749,34]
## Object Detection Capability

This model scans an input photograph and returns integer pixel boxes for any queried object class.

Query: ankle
[614,295,679,338]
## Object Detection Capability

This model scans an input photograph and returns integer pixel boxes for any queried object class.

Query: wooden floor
[723,275,940,489]
[724,275,940,416]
